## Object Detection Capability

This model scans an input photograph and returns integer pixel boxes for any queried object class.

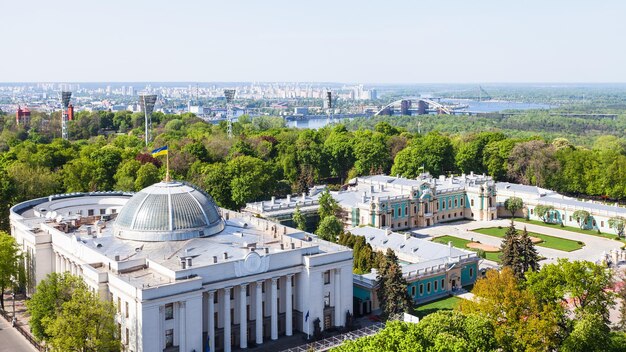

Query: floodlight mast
[61,91,72,140]
[224,89,236,138]
[326,91,333,123]
[139,94,157,146]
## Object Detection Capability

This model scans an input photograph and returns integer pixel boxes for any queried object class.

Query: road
[413,219,624,266]
[0,317,37,352]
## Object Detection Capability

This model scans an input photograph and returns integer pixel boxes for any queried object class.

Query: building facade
[497,182,626,234]
[11,181,353,352]
[244,173,498,231]
[350,227,479,316]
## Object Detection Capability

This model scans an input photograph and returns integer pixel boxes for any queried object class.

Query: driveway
[413,219,624,266]
[0,317,37,352]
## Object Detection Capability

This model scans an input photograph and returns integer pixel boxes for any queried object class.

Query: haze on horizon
[2,0,625,84]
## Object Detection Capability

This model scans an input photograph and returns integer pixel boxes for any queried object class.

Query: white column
[270,278,278,340]
[65,258,70,273]
[239,284,247,349]
[179,301,186,352]
[55,252,61,273]
[285,275,293,336]
[159,306,165,350]
[208,291,216,352]
[224,287,232,352]
[255,281,263,345]
[334,269,342,327]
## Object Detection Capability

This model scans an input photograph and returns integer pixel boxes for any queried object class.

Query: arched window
[381,215,386,226]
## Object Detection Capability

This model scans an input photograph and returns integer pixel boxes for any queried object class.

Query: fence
[280,322,385,352]
[0,307,46,351]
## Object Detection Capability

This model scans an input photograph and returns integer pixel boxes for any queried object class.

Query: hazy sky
[2,0,625,83]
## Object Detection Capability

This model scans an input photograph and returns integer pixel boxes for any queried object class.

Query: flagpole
[166,151,170,182]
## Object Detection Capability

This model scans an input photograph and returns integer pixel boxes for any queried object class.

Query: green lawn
[432,235,502,263]
[473,227,584,252]
[413,296,461,318]
[516,218,626,243]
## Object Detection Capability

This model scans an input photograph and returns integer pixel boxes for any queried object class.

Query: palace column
[270,278,278,340]
[285,274,293,336]
[208,291,216,352]
[334,269,342,327]
[255,281,263,345]
[55,252,61,273]
[240,284,248,349]
[224,287,232,352]
[179,301,186,352]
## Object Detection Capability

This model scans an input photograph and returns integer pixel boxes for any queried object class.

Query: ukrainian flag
[151,145,168,157]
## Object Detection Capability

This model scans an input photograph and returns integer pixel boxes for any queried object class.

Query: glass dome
[114,181,224,241]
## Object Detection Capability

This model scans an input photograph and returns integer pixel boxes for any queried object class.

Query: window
[324,292,331,307]
[112,208,117,214]
[125,328,130,345]
[262,282,265,293]
[471,199,474,207]
[562,214,565,220]
[454,213,457,217]
[419,284,423,295]
[165,329,173,348]
[469,268,474,277]
[434,280,438,291]
[277,279,280,290]
[413,206,417,213]
[117,297,121,313]
[593,220,596,226]
[263,303,266,317]
[454,199,458,207]
[246,305,250,321]
[125,301,129,318]
[100,209,106,215]
[443,202,446,209]
[448,214,451,218]
[214,292,218,304]
[601,221,604,227]
[246,285,250,296]
[230,308,234,322]
[405,207,408,216]
[411,286,416,296]
[461,198,464,206]
[569,216,572,222]
[404,221,407,226]
[530,208,534,215]
[230,287,234,298]
[291,276,295,287]
[165,303,173,320]
[391,209,395,218]
[88,209,94,216]
[427,282,431,293]
[448,200,452,208]
[441,279,445,289]
[324,270,331,284]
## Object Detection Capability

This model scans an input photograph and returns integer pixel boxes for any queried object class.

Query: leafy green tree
[353,130,390,176]
[318,189,340,220]
[27,273,85,341]
[45,286,120,352]
[227,155,278,208]
[460,267,563,351]
[316,215,343,242]
[134,162,161,190]
[114,159,141,191]
[534,205,555,223]
[526,259,615,321]
[292,205,306,231]
[572,210,591,229]
[0,231,20,310]
[323,125,355,182]
[377,249,411,319]
[504,197,524,219]
[609,217,626,238]
[560,312,611,352]
[391,132,454,177]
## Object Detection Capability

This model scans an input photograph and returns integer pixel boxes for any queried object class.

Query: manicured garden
[473,227,584,252]
[432,235,502,263]
[413,296,461,318]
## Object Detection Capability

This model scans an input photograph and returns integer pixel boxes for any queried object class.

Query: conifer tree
[519,227,540,276]
[377,248,411,319]
[500,221,523,279]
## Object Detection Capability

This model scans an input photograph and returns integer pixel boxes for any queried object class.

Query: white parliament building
[10,181,353,352]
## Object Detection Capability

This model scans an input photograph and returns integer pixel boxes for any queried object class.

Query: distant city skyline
[3,0,626,83]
